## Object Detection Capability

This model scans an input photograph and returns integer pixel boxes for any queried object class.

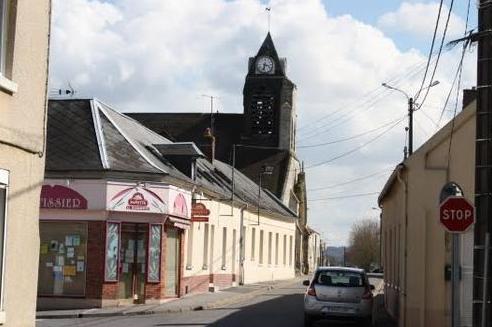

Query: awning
[168,216,191,229]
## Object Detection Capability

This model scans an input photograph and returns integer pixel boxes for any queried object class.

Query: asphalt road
[36,281,375,327]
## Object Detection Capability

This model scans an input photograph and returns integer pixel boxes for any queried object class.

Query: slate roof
[46,99,188,180]
[46,99,296,219]
[128,112,292,198]
[194,158,296,219]
[127,112,243,163]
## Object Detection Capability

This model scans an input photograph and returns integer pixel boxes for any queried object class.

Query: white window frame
[0,168,9,323]
[0,0,16,94]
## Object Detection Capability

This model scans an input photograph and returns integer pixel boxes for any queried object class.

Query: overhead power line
[308,168,392,192]
[298,116,405,149]
[416,0,455,110]
[309,192,380,202]
[305,118,405,170]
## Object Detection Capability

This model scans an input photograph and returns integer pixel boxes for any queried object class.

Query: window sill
[0,311,6,324]
[0,75,17,94]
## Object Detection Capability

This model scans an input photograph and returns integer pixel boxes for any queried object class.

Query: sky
[49,0,478,246]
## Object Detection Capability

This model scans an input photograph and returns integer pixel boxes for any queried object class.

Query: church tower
[242,33,297,153]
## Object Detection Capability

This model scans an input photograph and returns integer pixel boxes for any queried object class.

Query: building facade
[0,0,51,325]
[378,91,476,327]
[38,98,298,308]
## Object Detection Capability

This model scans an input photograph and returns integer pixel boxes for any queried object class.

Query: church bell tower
[242,33,297,152]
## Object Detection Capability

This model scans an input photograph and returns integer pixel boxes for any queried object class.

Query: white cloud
[378,2,466,39]
[50,0,476,246]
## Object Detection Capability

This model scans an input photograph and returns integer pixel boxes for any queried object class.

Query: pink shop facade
[37,179,191,309]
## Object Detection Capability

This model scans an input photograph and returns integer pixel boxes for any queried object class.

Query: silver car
[303,267,375,326]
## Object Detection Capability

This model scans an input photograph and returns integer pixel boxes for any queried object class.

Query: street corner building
[378,89,477,327]
[129,32,315,275]
[37,98,299,309]
[0,0,51,325]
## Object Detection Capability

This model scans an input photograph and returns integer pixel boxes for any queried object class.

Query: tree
[347,219,379,271]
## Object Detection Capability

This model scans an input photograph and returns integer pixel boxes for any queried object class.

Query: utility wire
[305,118,405,170]
[415,0,444,100]
[297,59,429,133]
[309,192,380,202]
[308,168,392,192]
[416,0,455,110]
[298,116,405,149]
[446,0,470,169]
[298,58,436,140]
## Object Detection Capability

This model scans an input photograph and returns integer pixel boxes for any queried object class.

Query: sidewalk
[36,277,303,320]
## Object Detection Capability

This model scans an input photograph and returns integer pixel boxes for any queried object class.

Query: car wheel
[304,313,314,327]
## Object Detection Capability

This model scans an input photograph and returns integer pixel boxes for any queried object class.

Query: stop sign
[439,196,475,233]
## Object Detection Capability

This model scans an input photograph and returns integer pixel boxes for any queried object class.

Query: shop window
[275,233,279,265]
[232,229,236,273]
[221,227,227,269]
[0,169,7,305]
[289,235,293,266]
[202,224,209,270]
[105,222,120,282]
[251,228,256,261]
[148,224,162,283]
[185,226,193,270]
[259,230,264,264]
[165,228,180,296]
[283,235,287,265]
[38,222,88,296]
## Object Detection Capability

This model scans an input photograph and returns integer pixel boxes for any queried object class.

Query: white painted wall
[183,196,296,287]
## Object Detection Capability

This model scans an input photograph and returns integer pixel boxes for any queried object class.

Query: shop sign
[40,185,88,209]
[191,203,210,222]
[108,186,167,213]
[172,193,189,218]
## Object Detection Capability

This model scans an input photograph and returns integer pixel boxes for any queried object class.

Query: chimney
[463,87,477,110]
[203,127,215,163]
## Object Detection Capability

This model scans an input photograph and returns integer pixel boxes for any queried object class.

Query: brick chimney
[203,127,215,163]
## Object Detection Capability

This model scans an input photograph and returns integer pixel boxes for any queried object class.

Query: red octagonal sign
[439,196,475,233]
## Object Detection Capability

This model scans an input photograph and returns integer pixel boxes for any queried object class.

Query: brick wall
[181,275,209,295]
[86,221,118,300]
[213,273,234,289]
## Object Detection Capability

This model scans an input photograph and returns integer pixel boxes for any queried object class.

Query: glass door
[119,223,147,303]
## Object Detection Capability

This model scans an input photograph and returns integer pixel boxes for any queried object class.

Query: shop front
[37,179,191,309]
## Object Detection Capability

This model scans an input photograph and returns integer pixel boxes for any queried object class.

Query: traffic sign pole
[452,234,460,327]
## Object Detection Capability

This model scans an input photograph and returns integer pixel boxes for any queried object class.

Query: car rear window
[315,270,365,287]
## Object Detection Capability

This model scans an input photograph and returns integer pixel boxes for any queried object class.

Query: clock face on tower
[256,56,274,74]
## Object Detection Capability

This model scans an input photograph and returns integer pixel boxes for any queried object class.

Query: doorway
[119,223,147,303]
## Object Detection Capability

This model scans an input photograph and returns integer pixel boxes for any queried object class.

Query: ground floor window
[0,169,8,304]
[38,222,88,296]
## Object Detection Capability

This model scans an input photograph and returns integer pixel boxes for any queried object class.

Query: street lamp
[381,80,440,157]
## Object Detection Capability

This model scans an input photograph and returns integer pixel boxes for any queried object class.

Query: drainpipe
[396,167,408,327]
[239,204,248,285]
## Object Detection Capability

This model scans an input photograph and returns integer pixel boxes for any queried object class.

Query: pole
[408,97,414,155]
[482,233,490,327]
[452,234,461,327]
[474,1,492,325]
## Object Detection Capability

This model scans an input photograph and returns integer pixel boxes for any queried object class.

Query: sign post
[439,195,475,327]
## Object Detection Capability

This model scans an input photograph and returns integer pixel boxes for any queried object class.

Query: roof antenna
[265,7,271,33]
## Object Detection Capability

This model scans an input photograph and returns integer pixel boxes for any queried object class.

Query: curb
[36,278,302,320]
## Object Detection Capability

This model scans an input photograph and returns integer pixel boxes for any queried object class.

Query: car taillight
[306,286,316,297]
[361,286,373,300]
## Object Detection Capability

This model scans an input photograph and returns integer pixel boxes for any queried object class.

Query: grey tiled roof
[46,98,296,219]
[195,158,296,219]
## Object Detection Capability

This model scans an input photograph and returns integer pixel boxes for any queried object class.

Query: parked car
[303,266,375,326]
